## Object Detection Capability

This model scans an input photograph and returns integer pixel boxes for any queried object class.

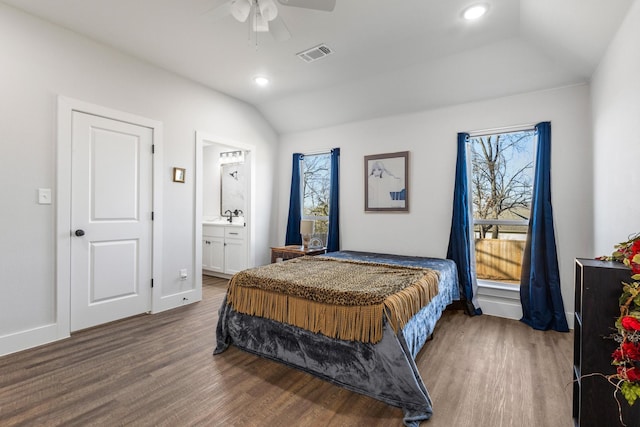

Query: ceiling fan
[210,0,336,42]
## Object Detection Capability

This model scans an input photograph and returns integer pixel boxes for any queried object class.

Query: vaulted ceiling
[1,0,633,133]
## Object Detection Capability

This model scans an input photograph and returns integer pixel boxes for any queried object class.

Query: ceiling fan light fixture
[211,0,334,44]
[253,76,270,86]
[259,0,278,21]
[463,4,488,20]
[253,10,270,32]
[230,0,251,22]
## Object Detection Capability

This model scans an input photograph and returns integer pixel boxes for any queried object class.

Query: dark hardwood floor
[0,276,573,426]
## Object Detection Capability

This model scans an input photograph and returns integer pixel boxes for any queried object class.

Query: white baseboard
[1,288,204,357]
[477,296,523,320]
[477,284,574,329]
[0,323,68,358]
[151,288,202,314]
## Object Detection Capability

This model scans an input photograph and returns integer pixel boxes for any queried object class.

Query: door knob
[75,229,85,237]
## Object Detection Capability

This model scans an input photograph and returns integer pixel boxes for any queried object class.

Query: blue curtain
[447,133,482,315]
[520,122,569,332]
[284,153,303,246]
[327,148,340,252]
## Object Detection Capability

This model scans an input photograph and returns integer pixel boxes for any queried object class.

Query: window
[469,129,536,286]
[301,153,331,243]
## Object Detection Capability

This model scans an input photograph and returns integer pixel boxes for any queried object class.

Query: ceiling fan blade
[205,0,233,21]
[276,0,336,12]
[269,15,292,41]
[230,0,252,22]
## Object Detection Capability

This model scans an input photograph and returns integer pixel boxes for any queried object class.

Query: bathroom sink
[202,217,244,226]
[202,219,227,225]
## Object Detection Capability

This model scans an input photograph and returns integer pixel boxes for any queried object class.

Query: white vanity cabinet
[223,227,246,275]
[202,225,224,274]
[203,224,246,276]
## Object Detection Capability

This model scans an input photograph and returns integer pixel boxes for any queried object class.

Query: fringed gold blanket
[226,256,440,343]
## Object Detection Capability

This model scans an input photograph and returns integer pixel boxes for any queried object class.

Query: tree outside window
[469,130,535,284]
[302,153,331,242]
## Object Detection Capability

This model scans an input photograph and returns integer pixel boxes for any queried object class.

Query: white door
[70,112,153,331]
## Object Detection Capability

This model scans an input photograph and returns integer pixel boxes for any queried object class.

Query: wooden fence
[475,238,525,281]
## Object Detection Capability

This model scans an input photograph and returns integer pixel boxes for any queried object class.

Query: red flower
[622,341,640,360]
[627,367,640,382]
[621,316,640,331]
[612,348,624,362]
[617,366,640,382]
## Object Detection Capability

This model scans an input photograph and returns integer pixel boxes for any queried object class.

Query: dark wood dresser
[573,258,640,427]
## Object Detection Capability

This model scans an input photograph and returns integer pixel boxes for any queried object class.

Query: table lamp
[300,220,314,248]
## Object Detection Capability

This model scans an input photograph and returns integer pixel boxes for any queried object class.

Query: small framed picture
[173,167,186,183]
[364,151,409,212]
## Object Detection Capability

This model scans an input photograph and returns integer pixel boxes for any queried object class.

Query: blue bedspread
[214,251,460,426]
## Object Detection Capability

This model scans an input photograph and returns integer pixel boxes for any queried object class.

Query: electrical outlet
[179,269,188,280]
[38,188,52,205]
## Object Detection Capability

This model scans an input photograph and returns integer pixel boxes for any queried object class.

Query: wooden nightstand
[270,245,327,263]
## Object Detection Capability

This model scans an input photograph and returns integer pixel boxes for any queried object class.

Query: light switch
[38,188,52,205]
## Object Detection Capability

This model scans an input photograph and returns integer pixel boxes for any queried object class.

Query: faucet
[223,209,243,223]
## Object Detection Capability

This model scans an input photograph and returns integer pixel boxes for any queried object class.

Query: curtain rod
[301,148,334,156]
[468,123,536,138]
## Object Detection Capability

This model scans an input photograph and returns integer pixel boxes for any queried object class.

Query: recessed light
[463,4,488,20]
[253,76,269,87]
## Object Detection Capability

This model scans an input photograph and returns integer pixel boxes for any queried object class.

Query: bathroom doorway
[195,132,255,288]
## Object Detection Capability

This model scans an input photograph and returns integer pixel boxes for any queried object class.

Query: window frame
[467,126,537,289]
[300,152,332,235]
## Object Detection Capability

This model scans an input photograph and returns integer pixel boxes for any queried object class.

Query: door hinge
[151,211,154,221]
[152,144,155,154]
[151,278,154,288]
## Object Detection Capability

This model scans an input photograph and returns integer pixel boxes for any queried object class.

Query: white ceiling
[2,0,633,133]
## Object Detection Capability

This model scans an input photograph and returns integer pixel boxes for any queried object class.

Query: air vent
[296,44,333,63]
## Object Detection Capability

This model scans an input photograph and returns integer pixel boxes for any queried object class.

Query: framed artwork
[364,151,409,212]
[173,167,186,183]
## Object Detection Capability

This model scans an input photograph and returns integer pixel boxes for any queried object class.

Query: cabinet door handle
[229,232,238,235]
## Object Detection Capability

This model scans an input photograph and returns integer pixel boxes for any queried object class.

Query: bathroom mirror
[220,162,245,215]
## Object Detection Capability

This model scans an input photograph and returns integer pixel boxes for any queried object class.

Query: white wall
[591,0,640,254]
[279,84,593,318]
[0,4,278,355]
[203,146,221,219]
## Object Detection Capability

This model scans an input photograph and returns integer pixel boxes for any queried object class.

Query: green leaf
[621,381,640,406]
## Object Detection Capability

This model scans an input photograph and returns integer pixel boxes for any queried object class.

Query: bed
[214,250,460,426]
